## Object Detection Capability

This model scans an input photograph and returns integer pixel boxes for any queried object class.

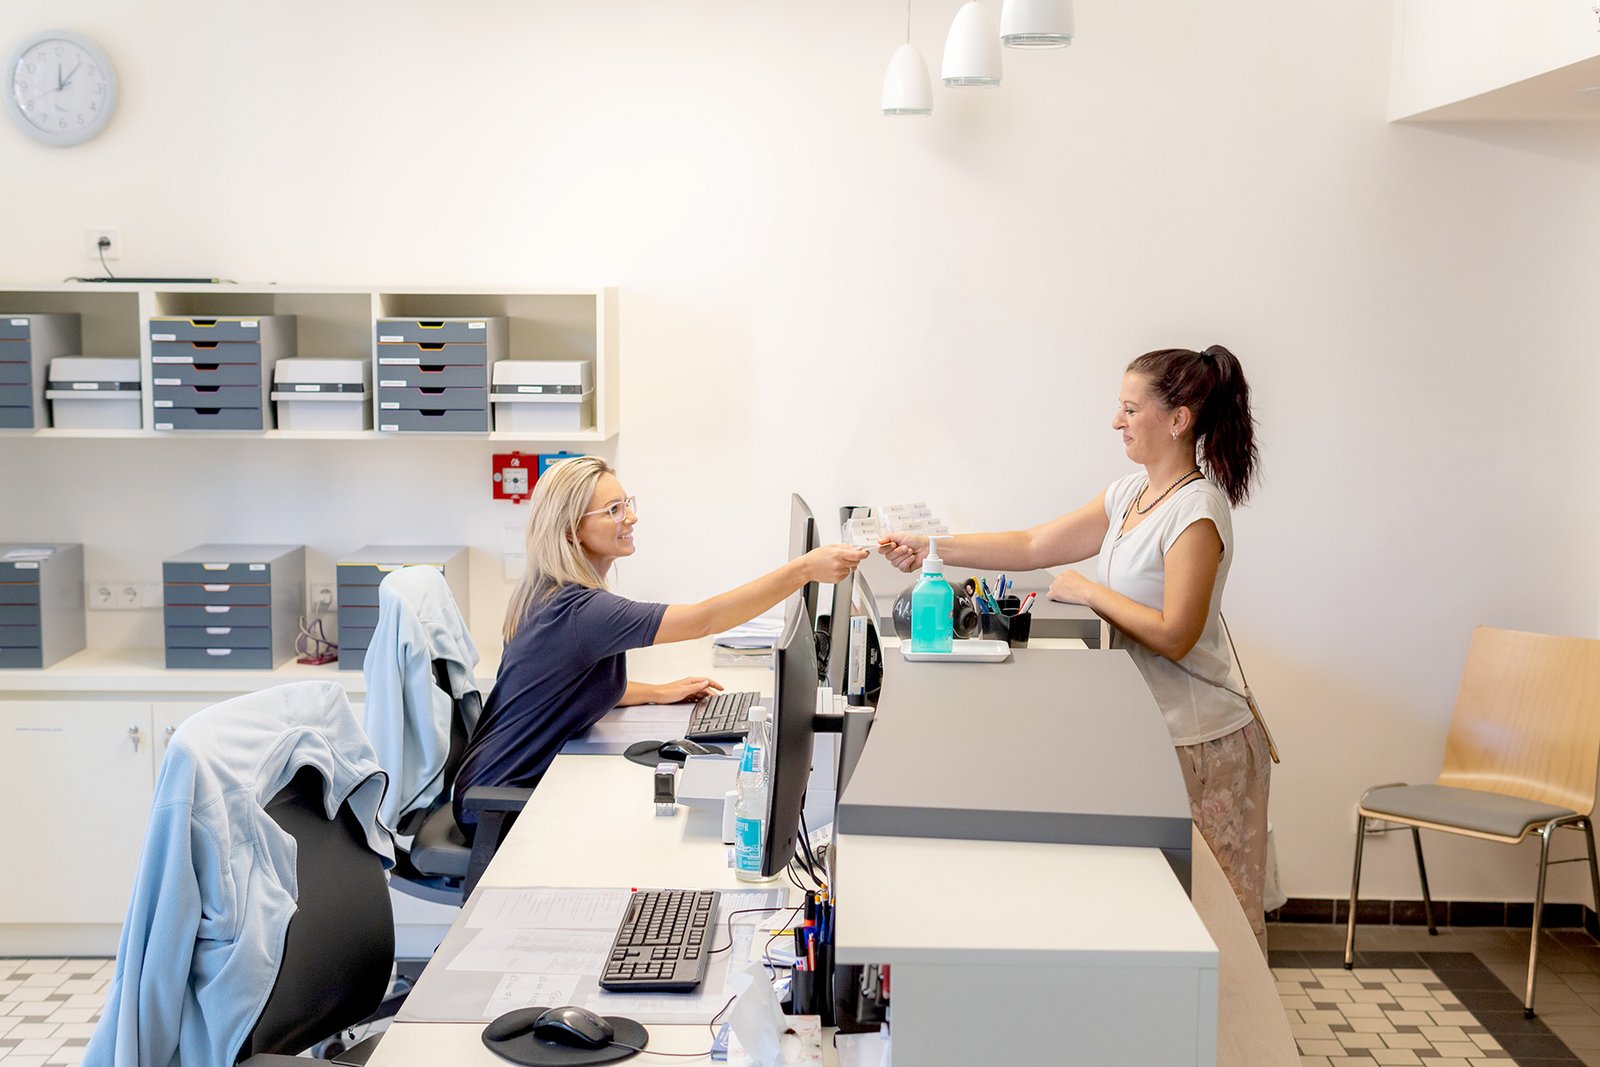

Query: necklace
[1134,466,1202,515]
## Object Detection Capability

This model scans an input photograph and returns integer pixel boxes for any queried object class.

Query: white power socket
[309,584,336,614]
[88,581,160,610]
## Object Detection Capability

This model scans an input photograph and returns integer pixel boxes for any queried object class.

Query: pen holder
[789,967,836,1026]
[980,610,1032,648]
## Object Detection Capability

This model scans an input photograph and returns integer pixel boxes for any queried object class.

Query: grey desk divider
[836,647,1194,891]
[0,543,85,668]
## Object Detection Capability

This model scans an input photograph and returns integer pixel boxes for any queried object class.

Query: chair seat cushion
[1361,783,1575,840]
[409,804,472,878]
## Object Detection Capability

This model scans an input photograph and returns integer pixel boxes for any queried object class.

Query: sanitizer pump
[909,536,954,654]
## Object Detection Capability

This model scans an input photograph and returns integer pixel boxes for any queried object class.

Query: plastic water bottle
[733,705,771,882]
[909,535,954,654]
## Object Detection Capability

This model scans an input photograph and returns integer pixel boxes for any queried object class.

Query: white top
[1097,472,1251,746]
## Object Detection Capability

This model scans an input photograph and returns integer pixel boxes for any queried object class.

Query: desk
[368,639,1293,1066]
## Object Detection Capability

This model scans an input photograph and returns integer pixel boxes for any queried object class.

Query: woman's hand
[800,543,869,583]
[1048,569,1099,607]
[651,677,724,704]
[878,533,929,573]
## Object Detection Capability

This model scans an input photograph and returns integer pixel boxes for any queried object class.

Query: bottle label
[734,816,762,872]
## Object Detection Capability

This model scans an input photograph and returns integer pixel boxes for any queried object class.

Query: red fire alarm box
[492,452,536,503]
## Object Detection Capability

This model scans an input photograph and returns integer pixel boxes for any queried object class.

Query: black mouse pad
[622,740,671,768]
[621,740,727,769]
[481,1006,648,1065]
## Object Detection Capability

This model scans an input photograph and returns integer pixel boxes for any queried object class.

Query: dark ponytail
[1126,345,1259,507]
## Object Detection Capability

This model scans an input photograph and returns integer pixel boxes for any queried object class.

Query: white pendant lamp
[942,1,1002,88]
[999,0,1074,49]
[882,43,934,115]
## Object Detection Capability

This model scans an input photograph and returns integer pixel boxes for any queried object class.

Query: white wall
[3,0,1599,903]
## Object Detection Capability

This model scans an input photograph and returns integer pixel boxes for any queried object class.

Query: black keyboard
[599,888,719,992]
[684,690,761,742]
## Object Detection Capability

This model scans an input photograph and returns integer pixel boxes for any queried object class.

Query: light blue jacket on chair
[361,565,481,833]
[83,681,393,1067]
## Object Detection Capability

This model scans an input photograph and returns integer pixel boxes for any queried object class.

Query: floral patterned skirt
[1176,719,1272,954]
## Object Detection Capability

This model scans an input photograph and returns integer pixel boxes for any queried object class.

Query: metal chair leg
[1345,814,1367,969]
[1526,823,1556,1017]
[1411,827,1438,935]
[1582,818,1600,934]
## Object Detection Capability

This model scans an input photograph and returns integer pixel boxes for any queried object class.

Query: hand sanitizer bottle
[909,536,954,654]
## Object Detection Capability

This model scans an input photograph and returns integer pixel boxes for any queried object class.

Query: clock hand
[56,62,63,92]
[60,60,82,88]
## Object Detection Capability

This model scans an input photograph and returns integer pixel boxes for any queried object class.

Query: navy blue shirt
[454,584,666,826]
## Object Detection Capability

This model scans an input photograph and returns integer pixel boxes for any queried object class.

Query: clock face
[6,31,117,146]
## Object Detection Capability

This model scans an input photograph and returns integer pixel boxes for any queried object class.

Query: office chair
[1344,626,1600,1016]
[85,682,395,1067]
[362,566,528,904]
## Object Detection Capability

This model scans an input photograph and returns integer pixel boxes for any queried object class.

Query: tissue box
[45,357,142,429]
[271,358,371,431]
[491,360,595,434]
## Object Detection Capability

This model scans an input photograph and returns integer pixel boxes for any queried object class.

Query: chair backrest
[1438,626,1600,815]
[236,766,395,1061]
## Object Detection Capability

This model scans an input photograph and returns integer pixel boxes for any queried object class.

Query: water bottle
[909,535,954,654]
[733,705,772,882]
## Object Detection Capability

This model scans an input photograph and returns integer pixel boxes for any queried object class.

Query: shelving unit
[0,283,619,441]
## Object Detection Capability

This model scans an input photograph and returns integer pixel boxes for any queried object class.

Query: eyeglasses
[581,496,638,523]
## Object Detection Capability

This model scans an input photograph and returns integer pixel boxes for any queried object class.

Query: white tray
[900,639,1011,663]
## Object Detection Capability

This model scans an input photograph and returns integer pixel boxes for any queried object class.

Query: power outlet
[86,228,121,260]
[89,580,157,610]
[310,584,336,614]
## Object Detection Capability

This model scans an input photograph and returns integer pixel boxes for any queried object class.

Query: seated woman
[454,456,866,827]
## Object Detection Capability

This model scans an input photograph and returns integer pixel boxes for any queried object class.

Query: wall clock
[5,30,118,146]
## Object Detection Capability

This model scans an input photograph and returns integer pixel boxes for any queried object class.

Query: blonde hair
[503,455,615,642]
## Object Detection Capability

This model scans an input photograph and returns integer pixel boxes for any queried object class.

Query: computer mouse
[658,738,715,762]
[532,1004,615,1049]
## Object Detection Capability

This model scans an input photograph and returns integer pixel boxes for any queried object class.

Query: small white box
[45,357,142,429]
[271,358,371,431]
[491,360,595,434]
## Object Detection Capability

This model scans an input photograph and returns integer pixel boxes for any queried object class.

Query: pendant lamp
[883,43,934,114]
[942,1,1002,88]
[999,0,1074,48]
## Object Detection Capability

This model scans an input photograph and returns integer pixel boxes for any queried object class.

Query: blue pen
[998,574,1007,599]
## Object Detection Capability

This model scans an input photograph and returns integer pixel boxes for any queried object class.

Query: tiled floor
[1272,922,1600,1067]
[0,958,110,1067]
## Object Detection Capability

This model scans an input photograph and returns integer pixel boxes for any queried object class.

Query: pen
[1020,592,1036,614]
[998,574,1007,599]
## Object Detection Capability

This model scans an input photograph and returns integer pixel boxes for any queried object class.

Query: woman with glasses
[879,346,1269,951]
[454,455,867,828]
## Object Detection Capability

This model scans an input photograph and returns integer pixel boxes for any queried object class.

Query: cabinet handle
[163,724,177,746]
[128,724,142,752]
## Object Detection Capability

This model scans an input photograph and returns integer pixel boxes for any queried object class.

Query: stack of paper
[2,547,54,561]
[713,616,783,666]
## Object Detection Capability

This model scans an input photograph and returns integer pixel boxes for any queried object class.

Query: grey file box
[374,317,505,433]
[149,315,296,431]
[0,314,83,429]
[335,545,469,670]
[162,544,305,669]
[0,543,85,668]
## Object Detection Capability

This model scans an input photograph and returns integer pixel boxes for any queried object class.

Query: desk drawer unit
[335,545,469,670]
[148,316,295,431]
[0,544,85,668]
[162,545,304,668]
[0,314,82,429]
[374,317,505,433]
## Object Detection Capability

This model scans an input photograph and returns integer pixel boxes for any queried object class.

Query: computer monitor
[788,493,819,624]
[761,595,820,878]
[821,571,852,695]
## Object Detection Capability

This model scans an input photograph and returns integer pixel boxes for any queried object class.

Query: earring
[1170,430,1178,441]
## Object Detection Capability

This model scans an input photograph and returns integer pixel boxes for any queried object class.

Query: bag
[1219,615,1281,764]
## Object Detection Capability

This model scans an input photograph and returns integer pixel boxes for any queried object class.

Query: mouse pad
[481,1006,648,1065]
[621,740,727,769]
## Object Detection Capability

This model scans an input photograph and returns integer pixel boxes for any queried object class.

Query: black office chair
[388,659,530,904]
[237,765,395,1065]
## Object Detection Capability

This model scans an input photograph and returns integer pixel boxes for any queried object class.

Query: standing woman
[880,346,1268,949]
[455,456,866,829]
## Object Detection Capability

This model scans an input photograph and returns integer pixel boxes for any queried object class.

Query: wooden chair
[1344,626,1600,1016]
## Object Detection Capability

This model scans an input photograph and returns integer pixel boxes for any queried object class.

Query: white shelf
[2,428,614,442]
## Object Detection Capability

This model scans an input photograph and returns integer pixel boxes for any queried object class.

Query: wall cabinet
[0,283,619,441]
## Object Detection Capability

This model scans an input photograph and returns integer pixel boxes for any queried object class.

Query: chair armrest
[461,785,533,814]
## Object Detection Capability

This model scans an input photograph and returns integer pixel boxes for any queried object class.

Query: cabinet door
[151,701,215,776]
[0,700,154,924]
